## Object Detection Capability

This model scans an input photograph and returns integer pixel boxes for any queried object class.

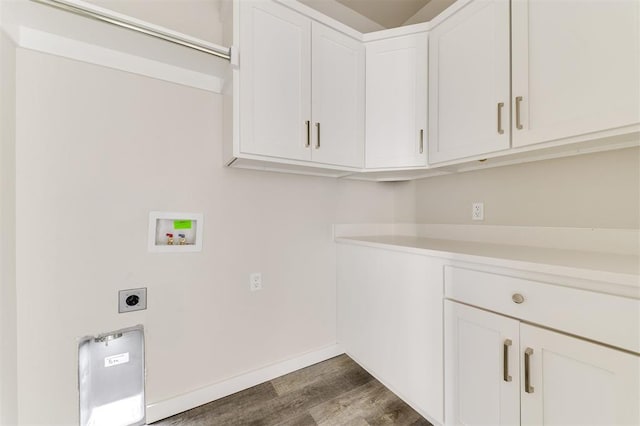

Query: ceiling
[335,0,432,29]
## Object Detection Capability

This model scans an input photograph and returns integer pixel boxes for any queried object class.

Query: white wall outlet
[472,202,484,221]
[249,273,262,291]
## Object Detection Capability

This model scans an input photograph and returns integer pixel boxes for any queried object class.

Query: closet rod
[30,0,232,60]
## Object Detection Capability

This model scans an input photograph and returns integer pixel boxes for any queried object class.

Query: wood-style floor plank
[271,354,360,396]
[152,354,432,426]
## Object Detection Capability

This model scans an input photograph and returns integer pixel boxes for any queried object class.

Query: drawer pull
[305,120,311,148]
[524,347,534,393]
[512,293,525,304]
[503,339,512,382]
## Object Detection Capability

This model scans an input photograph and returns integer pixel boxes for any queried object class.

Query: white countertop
[335,235,640,291]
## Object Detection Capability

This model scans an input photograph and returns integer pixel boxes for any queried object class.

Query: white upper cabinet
[311,22,365,168]
[239,0,311,161]
[511,0,640,147]
[428,0,511,164]
[365,33,428,169]
[237,1,363,169]
[231,0,639,178]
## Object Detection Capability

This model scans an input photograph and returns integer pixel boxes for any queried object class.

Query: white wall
[0,8,18,424]
[415,147,640,229]
[13,48,412,425]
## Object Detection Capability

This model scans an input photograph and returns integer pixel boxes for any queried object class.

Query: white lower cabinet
[444,301,520,426]
[520,324,640,426]
[337,244,443,424]
[445,300,640,426]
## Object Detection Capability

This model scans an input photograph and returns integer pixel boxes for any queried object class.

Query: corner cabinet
[429,0,640,164]
[365,33,428,169]
[237,0,364,169]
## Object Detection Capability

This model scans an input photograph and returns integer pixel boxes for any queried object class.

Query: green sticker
[173,220,192,230]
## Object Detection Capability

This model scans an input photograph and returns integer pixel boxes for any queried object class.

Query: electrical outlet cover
[472,202,484,221]
[119,288,147,313]
[249,273,262,292]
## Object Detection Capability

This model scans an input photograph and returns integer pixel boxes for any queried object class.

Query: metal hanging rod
[30,0,231,61]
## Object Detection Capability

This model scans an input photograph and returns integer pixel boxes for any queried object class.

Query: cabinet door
[337,244,444,424]
[311,22,364,168]
[511,0,640,147]
[428,0,510,164]
[239,1,311,161]
[520,324,640,426]
[365,33,427,169]
[444,301,520,426]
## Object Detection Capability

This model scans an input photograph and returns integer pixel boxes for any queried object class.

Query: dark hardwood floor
[152,354,432,426]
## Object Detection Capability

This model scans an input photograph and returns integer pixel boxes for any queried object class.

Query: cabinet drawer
[444,266,640,354]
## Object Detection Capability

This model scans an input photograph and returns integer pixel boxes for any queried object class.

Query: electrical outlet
[249,273,262,291]
[472,202,484,221]
[118,288,147,313]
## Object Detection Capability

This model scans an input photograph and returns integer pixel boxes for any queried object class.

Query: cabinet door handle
[503,339,512,382]
[515,96,524,130]
[305,120,311,148]
[419,129,424,154]
[315,122,320,149]
[524,347,534,393]
[497,102,504,135]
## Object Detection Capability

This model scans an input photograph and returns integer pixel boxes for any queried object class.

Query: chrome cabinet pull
[512,293,525,304]
[315,122,320,149]
[305,120,311,148]
[419,129,424,154]
[515,96,524,130]
[524,347,534,393]
[497,102,504,134]
[503,339,512,382]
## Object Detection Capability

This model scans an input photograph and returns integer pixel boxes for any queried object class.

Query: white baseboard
[145,344,344,424]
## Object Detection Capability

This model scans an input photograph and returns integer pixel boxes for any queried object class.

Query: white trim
[145,344,344,423]
[18,27,224,93]
[362,23,429,42]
